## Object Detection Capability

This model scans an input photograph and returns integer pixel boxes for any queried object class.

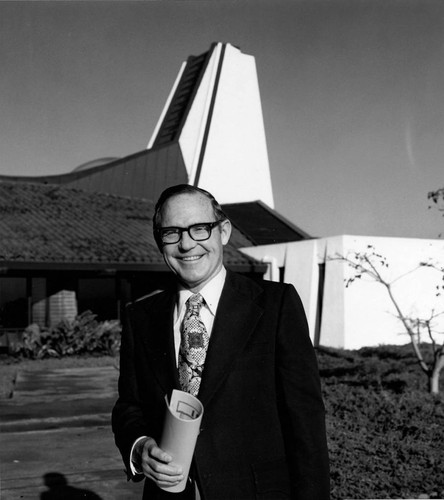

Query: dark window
[0,278,28,328]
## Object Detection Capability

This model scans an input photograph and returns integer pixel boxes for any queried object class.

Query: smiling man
[154,187,231,293]
[112,184,330,500]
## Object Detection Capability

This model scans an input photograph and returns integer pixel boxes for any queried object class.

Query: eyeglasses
[156,221,224,245]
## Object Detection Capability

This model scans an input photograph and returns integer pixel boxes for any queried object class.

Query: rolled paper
[159,390,204,492]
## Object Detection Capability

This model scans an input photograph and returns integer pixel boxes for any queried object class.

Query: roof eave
[0,260,267,274]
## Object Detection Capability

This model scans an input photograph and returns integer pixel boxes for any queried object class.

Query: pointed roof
[149,42,274,207]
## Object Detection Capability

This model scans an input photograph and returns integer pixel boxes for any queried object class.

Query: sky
[1,0,444,239]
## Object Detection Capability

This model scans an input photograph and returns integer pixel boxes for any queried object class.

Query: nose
[179,230,197,251]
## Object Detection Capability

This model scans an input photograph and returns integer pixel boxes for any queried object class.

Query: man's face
[158,192,232,292]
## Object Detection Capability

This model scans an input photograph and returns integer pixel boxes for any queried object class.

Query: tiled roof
[0,182,261,271]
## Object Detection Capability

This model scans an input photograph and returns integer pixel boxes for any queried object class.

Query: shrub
[318,345,444,499]
[15,311,121,359]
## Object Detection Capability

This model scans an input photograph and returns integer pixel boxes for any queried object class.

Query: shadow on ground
[40,472,102,500]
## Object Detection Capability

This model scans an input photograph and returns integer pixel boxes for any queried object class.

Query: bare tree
[428,188,444,238]
[331,246,444,394]
[428,188,444,212]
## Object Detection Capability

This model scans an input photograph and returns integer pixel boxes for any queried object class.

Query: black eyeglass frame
[155,220,224,245]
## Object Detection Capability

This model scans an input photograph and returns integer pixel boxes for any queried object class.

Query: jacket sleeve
[275,284,330,500]
[111,304,150,481]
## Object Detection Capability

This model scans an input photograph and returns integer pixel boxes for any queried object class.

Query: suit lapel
[137,290,180,394]
[198,272,264,407]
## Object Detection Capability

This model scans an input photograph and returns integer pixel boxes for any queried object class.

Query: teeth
[182,255,201,261]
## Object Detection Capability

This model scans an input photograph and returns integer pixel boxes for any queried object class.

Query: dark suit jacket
[112,271,330,500]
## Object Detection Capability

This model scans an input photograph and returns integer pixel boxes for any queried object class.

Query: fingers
[141,438,184,487]
[146,440,173,463]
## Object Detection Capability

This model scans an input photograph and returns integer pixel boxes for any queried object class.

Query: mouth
[179,255,203,262]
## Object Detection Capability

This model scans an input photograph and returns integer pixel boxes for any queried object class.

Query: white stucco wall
[198,44,274,207]
[179,43,274,208]
[336,235,444,349]
[241,236,444,349]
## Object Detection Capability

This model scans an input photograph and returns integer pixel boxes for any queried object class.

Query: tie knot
[187,293,204,311]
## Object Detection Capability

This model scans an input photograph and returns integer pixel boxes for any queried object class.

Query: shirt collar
[177,267,227,316]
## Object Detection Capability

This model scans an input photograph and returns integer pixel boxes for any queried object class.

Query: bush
[15,311,121,359]
[318,345,444,499]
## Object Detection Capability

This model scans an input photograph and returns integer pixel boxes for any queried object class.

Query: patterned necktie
[178,293,209,396]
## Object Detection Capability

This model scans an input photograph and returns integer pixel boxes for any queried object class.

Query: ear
[220,219,232,246]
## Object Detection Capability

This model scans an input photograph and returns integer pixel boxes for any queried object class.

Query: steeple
[148,42,274,208]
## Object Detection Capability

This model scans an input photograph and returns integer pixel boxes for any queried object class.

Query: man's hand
[134,437,184,488]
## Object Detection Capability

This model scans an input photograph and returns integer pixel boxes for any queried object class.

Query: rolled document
[159,389,204,493]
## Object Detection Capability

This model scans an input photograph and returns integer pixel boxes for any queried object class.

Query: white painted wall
[241,236,444,349]
[151,42,274,208]
[196,44,274,208]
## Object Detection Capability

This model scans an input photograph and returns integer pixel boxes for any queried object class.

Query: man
[112,184,330,500]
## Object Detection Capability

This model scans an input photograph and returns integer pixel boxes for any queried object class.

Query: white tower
[148,42,274,208]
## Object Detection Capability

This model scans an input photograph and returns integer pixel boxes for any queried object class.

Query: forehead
[160,193,214,226]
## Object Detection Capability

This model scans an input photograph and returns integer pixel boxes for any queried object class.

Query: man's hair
[153,184,228,230]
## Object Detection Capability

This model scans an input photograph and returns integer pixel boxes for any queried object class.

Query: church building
[0,43,307,350]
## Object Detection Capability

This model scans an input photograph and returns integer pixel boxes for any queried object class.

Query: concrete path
[0,366,144,499]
